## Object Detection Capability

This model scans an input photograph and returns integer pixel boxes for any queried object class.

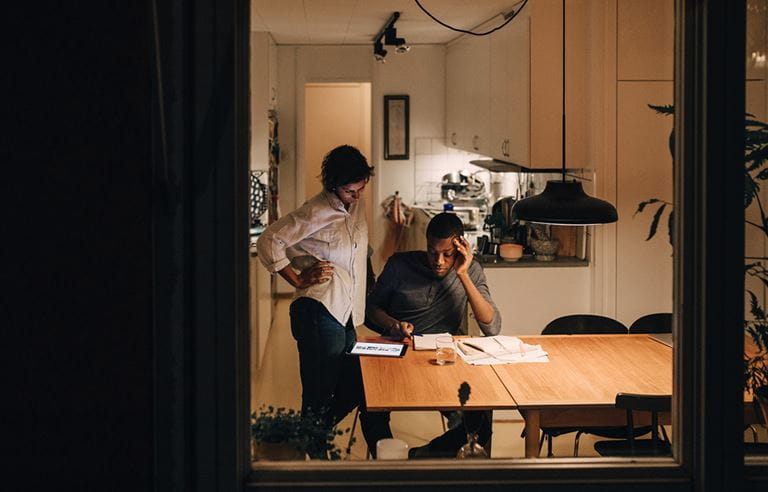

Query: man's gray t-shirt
[367,251,501,336]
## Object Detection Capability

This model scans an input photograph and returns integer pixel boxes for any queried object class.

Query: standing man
[361,212,501,458]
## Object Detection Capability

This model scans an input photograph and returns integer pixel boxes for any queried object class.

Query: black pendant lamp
[512,0,618,225]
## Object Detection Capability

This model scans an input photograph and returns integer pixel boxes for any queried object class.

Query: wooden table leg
[523,409,540,458]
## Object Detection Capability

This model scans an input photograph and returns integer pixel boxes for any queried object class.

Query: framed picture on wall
[384,95,409,160]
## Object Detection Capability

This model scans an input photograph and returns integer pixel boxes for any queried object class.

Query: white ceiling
[250,0,524,45]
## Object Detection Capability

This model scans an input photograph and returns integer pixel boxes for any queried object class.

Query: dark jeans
[360,409,492,457]
[289,297,363,440]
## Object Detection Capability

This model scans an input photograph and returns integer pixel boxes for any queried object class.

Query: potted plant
[250,406,352,461]
[637,105,768,422]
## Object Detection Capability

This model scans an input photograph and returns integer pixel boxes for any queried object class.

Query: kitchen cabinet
[251,32,278,170]
[490,11,530,165]
[446,3,562,168]
[446,33,490,155]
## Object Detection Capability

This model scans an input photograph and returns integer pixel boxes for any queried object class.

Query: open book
[456,336,549,365]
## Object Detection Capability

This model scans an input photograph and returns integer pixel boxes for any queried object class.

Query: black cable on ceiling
[413,0,530,36]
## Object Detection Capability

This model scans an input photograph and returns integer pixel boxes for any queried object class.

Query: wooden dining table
[499,334,672,457]
[358,333,759,458]
[359,336,518,411]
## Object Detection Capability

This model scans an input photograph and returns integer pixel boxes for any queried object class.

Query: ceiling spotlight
[373,12,409,62]
[374,41,387,63]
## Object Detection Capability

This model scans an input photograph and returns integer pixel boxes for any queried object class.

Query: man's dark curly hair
[320,145,374,191]
[426,212,464,240]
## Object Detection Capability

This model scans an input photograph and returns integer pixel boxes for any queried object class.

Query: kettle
[492,196,518,230]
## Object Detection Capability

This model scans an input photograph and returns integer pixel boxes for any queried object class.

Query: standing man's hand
[295,261,334,288]
[453,236,473,276]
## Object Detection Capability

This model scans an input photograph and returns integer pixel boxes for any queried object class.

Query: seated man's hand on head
[452,235,473,276]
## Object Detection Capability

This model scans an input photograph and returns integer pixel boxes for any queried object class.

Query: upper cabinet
[250,32,278,170]
[490,11,530,165]
[446,0,583,169]
[446,34,490,155]
[617,0,674,81]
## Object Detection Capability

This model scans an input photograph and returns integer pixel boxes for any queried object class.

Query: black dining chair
[534,314,631,456]
[542,314,629,335]
[593,393,672,457]
[629,313,673,334]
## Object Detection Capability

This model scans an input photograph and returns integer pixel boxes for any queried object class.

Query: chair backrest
[542,314,628,335]
[629,313,672,334]
[615,393,671,447]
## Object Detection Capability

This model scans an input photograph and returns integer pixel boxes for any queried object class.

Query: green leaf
[647,104,674,115]
[634,198,662,217]
[667,209,674,247]
[748,291,766,320]
[646,203,667,241]
[745,174,758,208]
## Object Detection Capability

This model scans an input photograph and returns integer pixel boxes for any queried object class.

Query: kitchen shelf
[477,255,589,268]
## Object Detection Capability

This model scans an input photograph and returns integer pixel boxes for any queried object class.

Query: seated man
[361,212,501,458]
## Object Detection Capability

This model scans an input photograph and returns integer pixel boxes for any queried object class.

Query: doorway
[303,82,373,231]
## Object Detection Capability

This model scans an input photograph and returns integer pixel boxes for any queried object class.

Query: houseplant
[636,104,768,422]
[250,406,351,460]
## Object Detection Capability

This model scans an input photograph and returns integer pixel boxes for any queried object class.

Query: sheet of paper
[457,336,549,365]
[412,332,452,350]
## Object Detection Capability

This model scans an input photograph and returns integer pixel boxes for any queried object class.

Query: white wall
[371,45,446,271]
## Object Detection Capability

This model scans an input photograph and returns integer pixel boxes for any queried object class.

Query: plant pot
[252,440,306,461]
[529,238,560,261]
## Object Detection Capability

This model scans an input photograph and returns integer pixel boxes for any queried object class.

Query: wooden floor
[251,298,766,460]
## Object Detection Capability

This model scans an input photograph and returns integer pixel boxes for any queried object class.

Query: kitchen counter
[477,254,589,268]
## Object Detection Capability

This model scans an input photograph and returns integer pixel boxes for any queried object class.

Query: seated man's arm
[453,236,501,335]
[365,256,414,339]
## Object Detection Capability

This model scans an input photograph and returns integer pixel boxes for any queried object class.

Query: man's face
[335,179,367,207]
[426,236,458,278]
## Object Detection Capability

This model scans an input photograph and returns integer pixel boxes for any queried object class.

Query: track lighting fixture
[374,40,387,63]
[373,12,409,62]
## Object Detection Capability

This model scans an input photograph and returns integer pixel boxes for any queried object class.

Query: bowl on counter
[529,238,560,261]
[499,243,524,262]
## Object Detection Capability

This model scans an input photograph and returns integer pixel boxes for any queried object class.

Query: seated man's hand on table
[387,320,414,340]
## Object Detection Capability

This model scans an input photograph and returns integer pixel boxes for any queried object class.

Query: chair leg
[538,432,545,456]
[574,431,582,457]
[749,425,759,443]
[661,425,671,444]
[547,433,554,457]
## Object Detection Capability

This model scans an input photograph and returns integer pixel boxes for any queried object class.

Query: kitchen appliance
[441,170,487,208]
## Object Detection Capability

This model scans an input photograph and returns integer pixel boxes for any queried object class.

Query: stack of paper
[412,332,452,350]
[456,336,549,365]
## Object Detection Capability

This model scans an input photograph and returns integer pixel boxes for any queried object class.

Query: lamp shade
[512,180,618,225]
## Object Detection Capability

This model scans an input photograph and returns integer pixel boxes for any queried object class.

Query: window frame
[153,0,768,489]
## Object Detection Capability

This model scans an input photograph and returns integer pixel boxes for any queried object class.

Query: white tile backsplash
[411,136,596,206]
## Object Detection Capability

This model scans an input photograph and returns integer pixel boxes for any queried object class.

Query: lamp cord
[413,0,530,37]
[562,0,567,182]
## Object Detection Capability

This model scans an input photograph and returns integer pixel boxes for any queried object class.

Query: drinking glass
[435,335,456,365]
